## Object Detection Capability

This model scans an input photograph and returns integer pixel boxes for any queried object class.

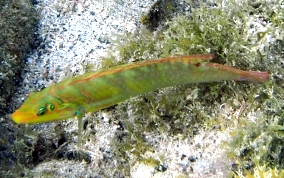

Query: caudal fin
[236,71,269,83]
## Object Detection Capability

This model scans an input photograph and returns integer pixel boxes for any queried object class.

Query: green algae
[98,0,284,176]
[9,0,284,177]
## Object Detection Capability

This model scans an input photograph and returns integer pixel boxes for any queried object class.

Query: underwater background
[0,0,283,177]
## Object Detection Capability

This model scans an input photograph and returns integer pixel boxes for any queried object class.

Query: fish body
[12,54,268,124]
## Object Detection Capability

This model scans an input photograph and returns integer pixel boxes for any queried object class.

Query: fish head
[12,90,78,124]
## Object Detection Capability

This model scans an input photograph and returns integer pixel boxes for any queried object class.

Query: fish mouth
[11,110,36,124]
[11,110,21,124]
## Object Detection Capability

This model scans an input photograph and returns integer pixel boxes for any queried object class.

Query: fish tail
[236,71,269,83]
[205,63,269,83]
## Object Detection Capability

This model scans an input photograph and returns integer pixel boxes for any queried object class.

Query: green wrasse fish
[12,54,268,124]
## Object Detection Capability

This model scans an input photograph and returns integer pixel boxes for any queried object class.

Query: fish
[11,54,268,124]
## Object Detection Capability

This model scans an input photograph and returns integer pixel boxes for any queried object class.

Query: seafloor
[1,0,284,177]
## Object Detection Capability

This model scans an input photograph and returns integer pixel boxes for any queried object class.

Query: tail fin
[236,71,269,83]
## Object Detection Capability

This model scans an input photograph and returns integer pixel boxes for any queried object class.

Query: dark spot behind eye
[194,63,201,67]
[49,104,55,111]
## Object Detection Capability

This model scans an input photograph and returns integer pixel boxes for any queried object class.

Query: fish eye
[37,107,47,116]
